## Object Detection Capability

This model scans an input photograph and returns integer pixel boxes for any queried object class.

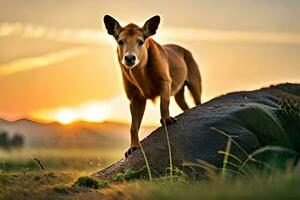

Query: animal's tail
[183,50,202,105]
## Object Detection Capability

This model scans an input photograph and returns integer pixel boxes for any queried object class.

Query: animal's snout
[124,54,136,65]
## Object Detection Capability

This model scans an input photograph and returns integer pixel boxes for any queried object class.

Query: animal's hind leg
[186,80,202,105]
[174,86,189,111]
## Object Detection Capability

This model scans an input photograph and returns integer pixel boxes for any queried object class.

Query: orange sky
[0,0,299,125]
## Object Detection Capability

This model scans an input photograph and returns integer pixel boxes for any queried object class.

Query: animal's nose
[124,55,136,63]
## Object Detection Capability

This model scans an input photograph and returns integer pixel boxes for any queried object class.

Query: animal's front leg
[159,81,177,125]
[125,95,146,158]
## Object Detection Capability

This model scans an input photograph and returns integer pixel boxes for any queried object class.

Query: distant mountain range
[0,119,156,148]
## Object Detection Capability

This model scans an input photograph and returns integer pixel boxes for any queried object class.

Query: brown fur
[103,15,202,157]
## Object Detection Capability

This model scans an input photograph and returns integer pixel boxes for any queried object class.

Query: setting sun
[56,109,76,124]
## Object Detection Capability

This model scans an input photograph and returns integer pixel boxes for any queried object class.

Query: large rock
[93,83,300,180]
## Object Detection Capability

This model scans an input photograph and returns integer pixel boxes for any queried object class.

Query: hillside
[0,119,155,148]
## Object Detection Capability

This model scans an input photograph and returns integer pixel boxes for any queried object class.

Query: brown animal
[103,15,202,157]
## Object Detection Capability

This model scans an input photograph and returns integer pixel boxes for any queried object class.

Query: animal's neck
[129,51,148,84]
[122,45,152,97]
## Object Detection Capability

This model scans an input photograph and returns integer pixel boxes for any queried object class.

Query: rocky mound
[93,83,300,180]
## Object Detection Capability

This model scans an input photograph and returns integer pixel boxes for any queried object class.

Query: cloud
[0,22,299,76]
[161,28,300,45]
[0,47,87,76]
[0,22,111,45]
[1,22,300,45]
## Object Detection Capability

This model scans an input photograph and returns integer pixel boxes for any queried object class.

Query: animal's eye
[138,40,144,46]
[118,40,124,46]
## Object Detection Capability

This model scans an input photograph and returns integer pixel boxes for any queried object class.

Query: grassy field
[0,147,124,173]
[0,165,300,200]
[0,147,300,200]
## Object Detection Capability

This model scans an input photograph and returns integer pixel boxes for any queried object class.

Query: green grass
[0,167,300,200]
[121,172,300,200]
[0,144,299,200]
[0,143,298,200]
[74,176,108,189]
[0,147,122,199]
[0,147,124,172]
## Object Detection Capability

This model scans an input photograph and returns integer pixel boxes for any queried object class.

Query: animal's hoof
[160,116,177,126]
[125,146,138,158]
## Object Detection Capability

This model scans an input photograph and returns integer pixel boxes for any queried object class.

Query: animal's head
[103,15,160,69]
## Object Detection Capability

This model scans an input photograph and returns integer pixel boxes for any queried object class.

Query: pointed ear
[142,15,160,38]
[103,15,122,39]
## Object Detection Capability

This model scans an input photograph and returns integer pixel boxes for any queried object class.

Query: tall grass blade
[217,150,244,164]
[221,138,232,181]
[163,121,173,181]
[33,158,52,185]
[238,145,300,173]
[138,141,152,181]
[211,127,249,157]
[248,145,300,158]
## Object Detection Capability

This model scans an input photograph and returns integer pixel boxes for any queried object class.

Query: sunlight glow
[56,109,76,124]
[80,103,109,122]
[29,93,202,125]
[31,102,110,124]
